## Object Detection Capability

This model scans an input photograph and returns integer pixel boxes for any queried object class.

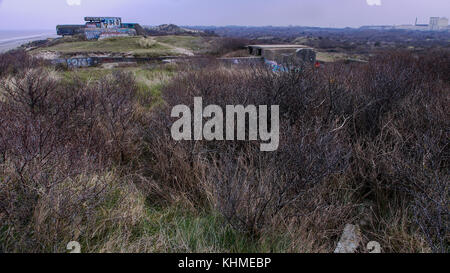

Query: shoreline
[0,32,58,53]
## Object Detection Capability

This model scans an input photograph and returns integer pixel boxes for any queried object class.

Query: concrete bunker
[57,17,141,40]
[247,44,317,70]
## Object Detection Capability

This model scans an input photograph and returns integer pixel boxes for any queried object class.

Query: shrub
[0,49,448,253]
[138,37,157,49]
[0,50,48,78]
[0,61,144,252]
[144,51,449,250]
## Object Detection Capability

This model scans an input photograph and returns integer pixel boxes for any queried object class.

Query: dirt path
[158,42,194,56]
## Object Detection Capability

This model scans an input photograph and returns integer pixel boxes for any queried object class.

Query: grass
[75,203,295,253]
[59,64,176,109]
[37,37,178,57]
[134,66,176,108]
[60,67,112,83]
[154,35,212,53]
[135,206,252,253]
[127,205,294,253]
[33,35,235,58]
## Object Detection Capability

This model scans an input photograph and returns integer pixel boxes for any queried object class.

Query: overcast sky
[0,0,448,30]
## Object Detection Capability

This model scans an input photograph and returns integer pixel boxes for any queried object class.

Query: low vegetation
[138,37,157,49]
[34,36,176,58]
[0,47,448,253]
[154,36,209,53]
[192,26,450,51]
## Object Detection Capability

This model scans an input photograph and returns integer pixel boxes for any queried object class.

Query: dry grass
[138,37,157,49]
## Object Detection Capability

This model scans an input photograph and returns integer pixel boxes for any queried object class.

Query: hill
[144,24,207,36]
[31,36,191,58]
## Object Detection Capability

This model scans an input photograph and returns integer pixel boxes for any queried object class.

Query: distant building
[57,17,141,40]
[429,17,448,30]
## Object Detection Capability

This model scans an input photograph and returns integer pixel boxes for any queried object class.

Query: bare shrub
[0,50,48,78]
[1,48,448,253]
[209,38,250,56]
[0,63,143,252]
[331,51,449,252]
[145,51,449,250]
[142,62,352,236]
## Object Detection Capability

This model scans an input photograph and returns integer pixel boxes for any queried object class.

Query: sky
[0,0,448,30]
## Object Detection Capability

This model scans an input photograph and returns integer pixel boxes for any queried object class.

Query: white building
[429,17,448,30]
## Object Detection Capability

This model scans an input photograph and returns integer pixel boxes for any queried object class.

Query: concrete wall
[84,28,136,40]
[247,46,315,65]
[262,48,316,66]
[52,57,97,68]
[217,57,264,66]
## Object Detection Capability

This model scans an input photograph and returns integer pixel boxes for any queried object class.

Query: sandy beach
[0,31,57,53]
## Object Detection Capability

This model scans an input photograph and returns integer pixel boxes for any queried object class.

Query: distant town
[361,17,449,31]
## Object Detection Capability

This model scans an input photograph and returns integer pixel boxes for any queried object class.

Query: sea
[0,30,58,53]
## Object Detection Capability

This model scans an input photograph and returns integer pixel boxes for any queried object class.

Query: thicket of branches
[0,52,143,251]
[145,51,449,252]
[0,49,448,252]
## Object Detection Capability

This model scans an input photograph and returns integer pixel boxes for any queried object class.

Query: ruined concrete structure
[57,17,140,40]
[247,45,316,71]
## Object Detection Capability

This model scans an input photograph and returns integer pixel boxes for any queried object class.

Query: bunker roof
[85,17,122,22]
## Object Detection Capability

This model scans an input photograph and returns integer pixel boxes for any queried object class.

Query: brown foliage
[0,49,448,253]
[143,50,449,251]
[0,63,142,251]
